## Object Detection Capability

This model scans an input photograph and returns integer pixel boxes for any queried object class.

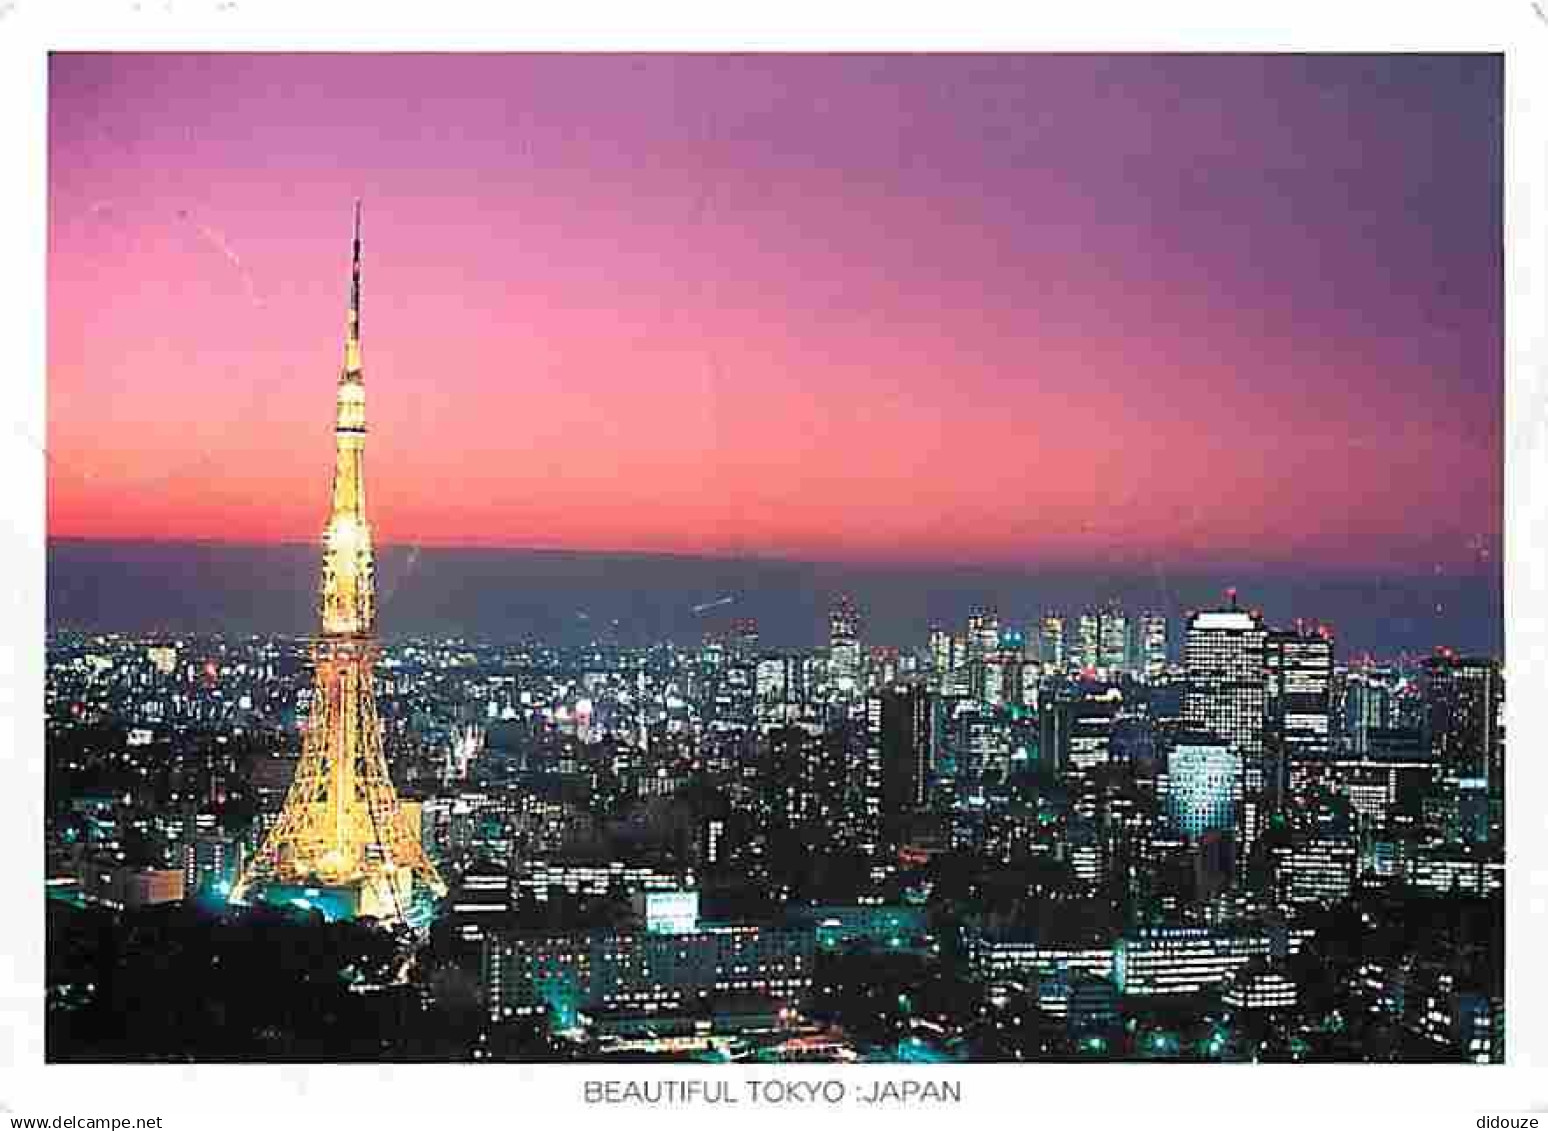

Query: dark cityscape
[44,597,1504,1063]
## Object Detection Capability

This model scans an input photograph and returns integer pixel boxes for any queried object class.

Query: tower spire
[344,198,362,377]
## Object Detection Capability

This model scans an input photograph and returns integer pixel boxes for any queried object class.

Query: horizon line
[45,533,1505,582]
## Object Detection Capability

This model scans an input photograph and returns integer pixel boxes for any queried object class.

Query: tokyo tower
[231,202,447,923]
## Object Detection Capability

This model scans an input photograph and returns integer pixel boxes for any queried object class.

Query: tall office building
[754,656,789,719]
[929,626,953,691]
[1140,612,1169,681]
[1099,604,1132,675]
[1067,688,1123,771]
[966,608,1000,702]
[986,629,1029,708]
[764,725,847,845]
[1040,613,1067,672]
[952,701,1013,789]
[1039,687,1075,775]
[828,595,862,695]
[873,686,934,844]
[1264,625,1334,804]
[851,699,885,854]
[1422,651,1504,791]
[1077,612,1101,672]
[1166,737,1242,841]
[967,608,1001,658]
[1183,595,1268,793]
[1344,669,1394,755]
[943,634,971,696]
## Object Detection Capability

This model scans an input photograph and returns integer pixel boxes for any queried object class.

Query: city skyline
[48,53,1501,573]
[46,538,1503,659]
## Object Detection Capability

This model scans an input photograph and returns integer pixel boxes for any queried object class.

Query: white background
[1,1,1543,1127]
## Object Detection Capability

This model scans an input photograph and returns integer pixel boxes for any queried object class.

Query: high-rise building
[764,724,846,845]
[1099,604,1131,674]
[1039,688,1074,775]
[874,686,934,844]
[851,704,885,854]
[1344,670,1395,755]
[1264,625,1334,804]
[942,633,972,697]
[755,655,788,705]
[1077,612,1101,672]
[929,626,953,691]
[967,608,1001,657]
[1422,651,1503,791]
[1140,612,1168,681]
[1183,595,1268,793]
[1040,613,1066,672]
[828,595,862,695]
[952,701,1012,790]
[1166,738,1242,841]
[966,608,1000,702]
[231,204,444,923]
[978,627,1027,708]
[1068,688,1123,772]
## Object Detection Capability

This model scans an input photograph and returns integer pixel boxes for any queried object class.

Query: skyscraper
[1344,668,1394,755]
[1183,594,1268,793]
[764,724,847,847]
[966,607,1000,702]
[986,628,1028,708]
[1040,613,1066,672]
[929,625,952,691]
[874,686,933,844]
[232,204,445,922]
[1077,612,1101,672]
[1422,651,1504,791]
[1099,604,1132,675]
[1140,612,1168,681]
[1265,625,1334,802]
[1166,737,1242,841]
[829,595,862,695]
[1067,687,1123,771]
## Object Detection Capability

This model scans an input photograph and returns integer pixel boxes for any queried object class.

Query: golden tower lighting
[231,202,447,923]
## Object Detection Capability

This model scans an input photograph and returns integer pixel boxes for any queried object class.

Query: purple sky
[47,53,1501,574]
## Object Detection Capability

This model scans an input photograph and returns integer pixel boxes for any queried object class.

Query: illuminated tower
[232,203,446,923]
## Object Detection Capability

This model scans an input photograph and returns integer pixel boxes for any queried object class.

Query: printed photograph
[44,52,1503,1063]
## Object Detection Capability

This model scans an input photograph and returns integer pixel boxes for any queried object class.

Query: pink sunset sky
[47,53,1502,573]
